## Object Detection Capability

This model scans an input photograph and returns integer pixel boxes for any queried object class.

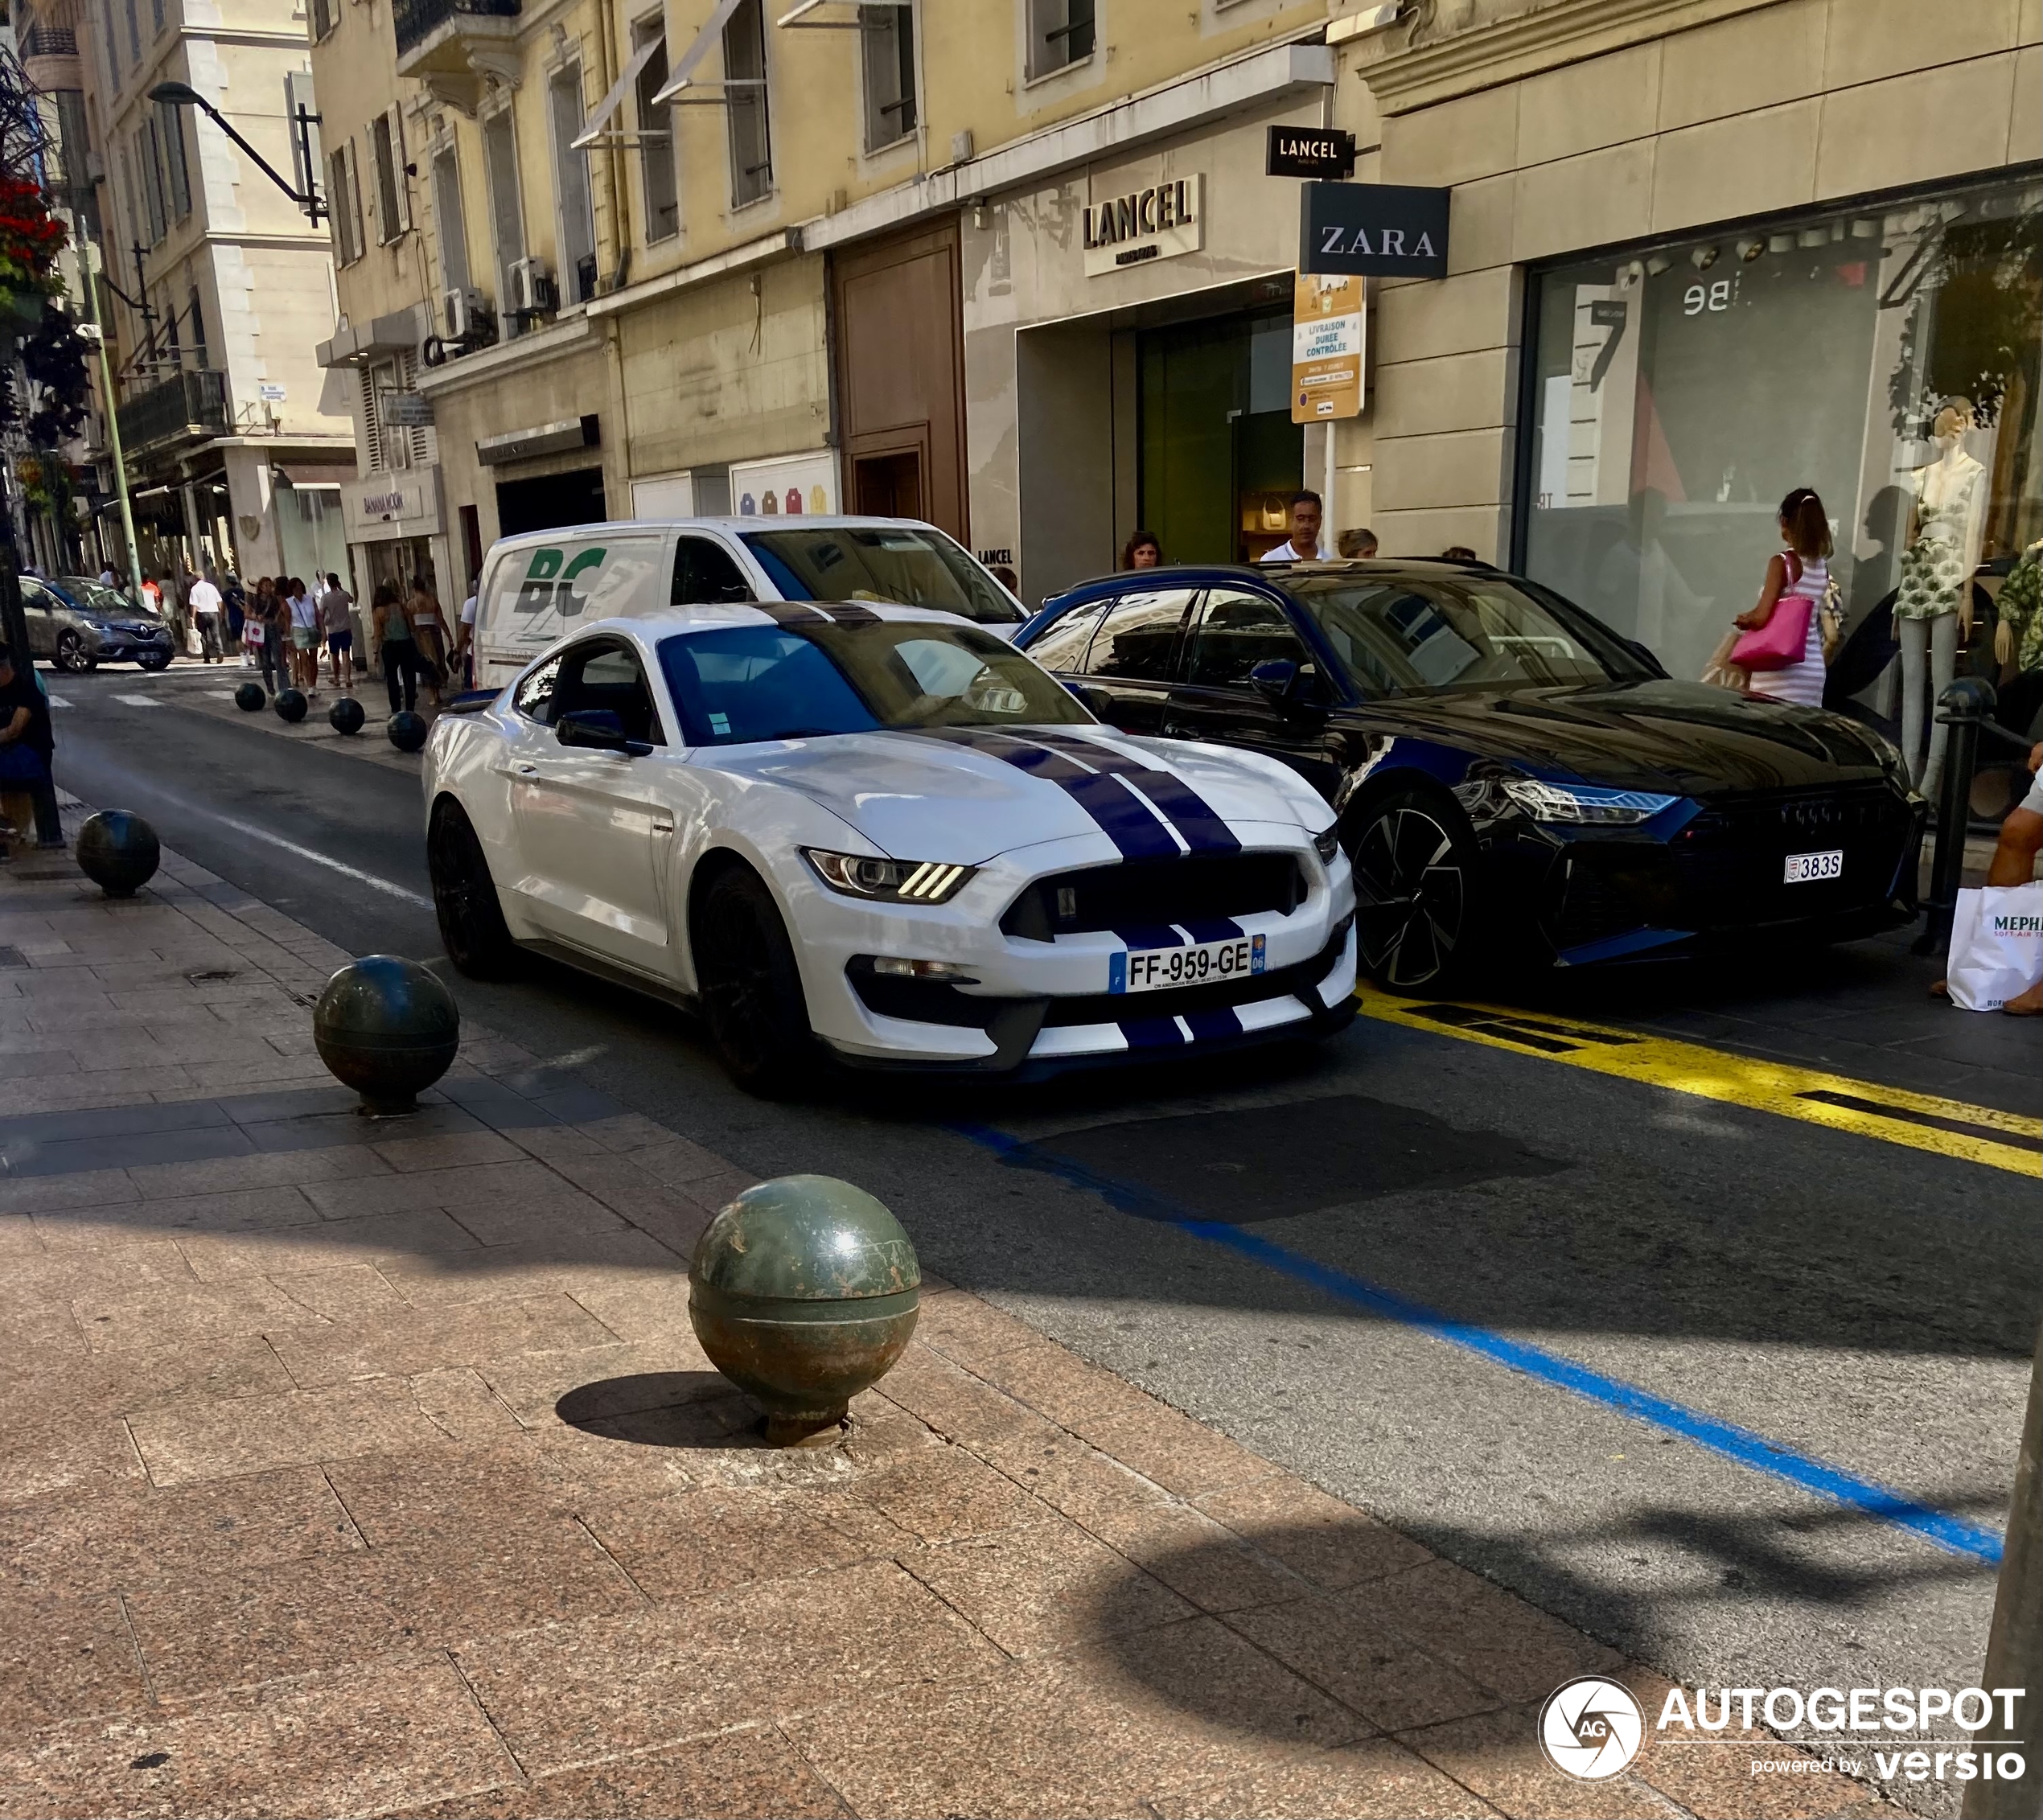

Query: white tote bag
[1946,883,2043,1012]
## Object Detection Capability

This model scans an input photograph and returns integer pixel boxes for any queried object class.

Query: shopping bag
[1700,627,1749,692]
[1946,882,2043,1012]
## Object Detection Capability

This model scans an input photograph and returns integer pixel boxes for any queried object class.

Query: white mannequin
[1896,401,1987,797]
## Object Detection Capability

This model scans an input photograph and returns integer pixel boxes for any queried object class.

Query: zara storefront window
[1519,171,2043,695]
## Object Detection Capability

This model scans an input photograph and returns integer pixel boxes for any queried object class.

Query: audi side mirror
[556,709,651,757]
[1250,659,1300,703]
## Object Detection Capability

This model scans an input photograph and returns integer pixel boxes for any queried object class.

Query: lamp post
[146,83,325,223]
[76,238,144,602]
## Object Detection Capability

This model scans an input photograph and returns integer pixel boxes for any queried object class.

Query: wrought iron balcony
[117,369,229,454]
[393,0,517,64]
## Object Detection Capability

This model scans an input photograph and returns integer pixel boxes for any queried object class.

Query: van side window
[672,537,754,605]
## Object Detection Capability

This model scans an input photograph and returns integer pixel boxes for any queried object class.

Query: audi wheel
[1350,787,1478,992]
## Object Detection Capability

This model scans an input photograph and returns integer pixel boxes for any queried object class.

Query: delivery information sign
[1291,273,1365,423]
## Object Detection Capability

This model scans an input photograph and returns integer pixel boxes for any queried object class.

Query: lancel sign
[1083,174,1203,277]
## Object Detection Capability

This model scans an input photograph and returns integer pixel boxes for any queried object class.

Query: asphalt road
[40,659,2041,1809]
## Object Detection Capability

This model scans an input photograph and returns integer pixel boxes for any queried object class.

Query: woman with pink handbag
[1730,487,1831,707]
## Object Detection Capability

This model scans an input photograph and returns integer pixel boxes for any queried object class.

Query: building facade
[76,0,352,586]
[1344,0,2041,687]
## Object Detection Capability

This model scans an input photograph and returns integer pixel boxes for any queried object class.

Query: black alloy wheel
[428,799,520,980]
[55,629,93,673]
[693,866,815,1098]
[1350,787,1476,992]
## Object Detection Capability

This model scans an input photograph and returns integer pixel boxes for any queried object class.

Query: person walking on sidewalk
[1260,491,1328,563]
[0,640,60,857]
[457,575,479,688]
[372,583,423,717]
[319,572,356,694]
[1736,487,1831,709]
[408,576,449,709]
[286,577,321,696]
[187,569,224,663]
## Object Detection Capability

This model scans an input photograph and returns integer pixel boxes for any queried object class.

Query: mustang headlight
[1501,779,1680,825]
[804,849,976,903]
[1312,824,1342,865]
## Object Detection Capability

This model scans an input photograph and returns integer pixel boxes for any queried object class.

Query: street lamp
[148,82,326,224]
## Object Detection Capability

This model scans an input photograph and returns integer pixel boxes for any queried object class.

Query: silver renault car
[25,577,175,671]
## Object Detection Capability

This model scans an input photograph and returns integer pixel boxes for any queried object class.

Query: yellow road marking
[1354,984,2041,1177]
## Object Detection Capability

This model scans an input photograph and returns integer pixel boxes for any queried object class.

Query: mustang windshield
[659,618,1089,746]
[741,527,1022,625]
[1289,573,1646,696]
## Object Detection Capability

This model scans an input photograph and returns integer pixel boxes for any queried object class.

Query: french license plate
[1110,933,1267,994]
[1784,848,1844,884]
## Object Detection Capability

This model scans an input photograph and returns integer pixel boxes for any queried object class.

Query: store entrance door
[1138,312,1301,564]
[854,450,924,518]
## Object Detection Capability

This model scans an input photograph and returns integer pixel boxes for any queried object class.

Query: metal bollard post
[1914,676,1997,956]
[1961,1318,2041,1820]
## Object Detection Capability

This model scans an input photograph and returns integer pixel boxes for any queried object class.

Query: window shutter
[359,368,383,470]
[390,108,411,232]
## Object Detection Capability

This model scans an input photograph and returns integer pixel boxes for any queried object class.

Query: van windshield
[657,617,1086,746]
[741,526,1022,625]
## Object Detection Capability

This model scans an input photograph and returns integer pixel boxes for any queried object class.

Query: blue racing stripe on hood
[908,727,1181,859]
[1022,729,1242,857]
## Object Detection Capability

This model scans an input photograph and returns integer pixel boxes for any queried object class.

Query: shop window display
[1522,173,2042,783]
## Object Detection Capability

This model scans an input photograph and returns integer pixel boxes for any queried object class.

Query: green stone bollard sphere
[273,687,308,723]
[387,710,429,752]
[328,696,365,735]
[311,955,459,1114]
[689,1175,921,1444]
[76,811,160,897]
[234,681,265,711]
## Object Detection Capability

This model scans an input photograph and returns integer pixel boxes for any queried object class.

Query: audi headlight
[1501,779,1680,825]
[1312,824,1342,865]
[804,849,976,903]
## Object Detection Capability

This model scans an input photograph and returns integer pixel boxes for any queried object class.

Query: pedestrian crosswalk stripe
[110,693,163,708]
[1354,984,2040,1177]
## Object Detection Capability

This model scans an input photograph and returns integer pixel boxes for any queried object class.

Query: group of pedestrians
[1116,495,1380,570]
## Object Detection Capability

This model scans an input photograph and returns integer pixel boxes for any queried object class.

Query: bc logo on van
[514,545,607,618]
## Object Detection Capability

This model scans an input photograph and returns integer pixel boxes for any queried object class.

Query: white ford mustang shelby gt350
[422,602,1357,1093]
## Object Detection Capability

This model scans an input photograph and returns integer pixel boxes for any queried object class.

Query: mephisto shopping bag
[1946,882,2043,1012]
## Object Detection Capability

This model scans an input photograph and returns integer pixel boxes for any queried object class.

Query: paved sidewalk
[0,824,1885,1819]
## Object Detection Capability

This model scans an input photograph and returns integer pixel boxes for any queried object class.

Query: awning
[277,465,356,490]
[571,32,666,150]
[650,0,745,104]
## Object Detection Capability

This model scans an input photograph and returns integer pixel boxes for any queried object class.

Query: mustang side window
[513,654,561,722]
[1078,589,1194,682]
[556,643,667,744]
[1182,591,1311,690]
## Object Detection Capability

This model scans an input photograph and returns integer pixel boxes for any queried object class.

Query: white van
[471,516,1023,688]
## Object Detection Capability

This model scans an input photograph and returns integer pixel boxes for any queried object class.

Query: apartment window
[432,143,470,295]
[150,0,162,34]
[308,0,336,39]
[187,285,206,368]
[136,122,166,244]
[632,18,677,243]
[861,4,915,151]
[723,0,771,208]
[548,63,596,302]
[371,110,407,244]
[481,106,526,330]
[122,0,139,64]
[162,294,179,366]
[1027,0,1093,77]
[286,72,322,205]
[328,140,365,264]
[156,98,191,220]
[101,0,119,84]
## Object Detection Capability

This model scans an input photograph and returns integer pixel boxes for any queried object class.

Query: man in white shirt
[457,577,479,688]
[187,571,224,664]
[1260,491,1328,564]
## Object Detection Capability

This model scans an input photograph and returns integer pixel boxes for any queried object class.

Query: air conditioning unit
[508,257,557,318]
[442,286,486,341]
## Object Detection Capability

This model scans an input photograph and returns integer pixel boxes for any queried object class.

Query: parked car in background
[21,576,175,672]
[1017,559,1922,991]
[471,517,1024,689]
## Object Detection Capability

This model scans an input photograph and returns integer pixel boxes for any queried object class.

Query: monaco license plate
[1111,933,1267,994]
[1784,848,1844,884]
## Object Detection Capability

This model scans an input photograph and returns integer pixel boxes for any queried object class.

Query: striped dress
[1747,552,1827,708]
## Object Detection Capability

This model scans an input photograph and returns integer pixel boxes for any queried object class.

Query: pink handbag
[1730,596,1812,672]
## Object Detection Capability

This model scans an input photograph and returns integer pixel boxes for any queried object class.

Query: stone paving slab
[0,817,1889,1819]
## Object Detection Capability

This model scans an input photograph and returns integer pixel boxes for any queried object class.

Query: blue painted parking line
[952,1121,2006,1567]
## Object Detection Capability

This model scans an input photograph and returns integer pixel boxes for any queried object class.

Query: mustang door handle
[514,763,538,775]
[651,817,675,833]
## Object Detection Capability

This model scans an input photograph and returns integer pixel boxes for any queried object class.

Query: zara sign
[1298,181,1450,278]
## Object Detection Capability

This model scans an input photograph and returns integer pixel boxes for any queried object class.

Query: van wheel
[693,867,815,1097]
[429,799,520,979]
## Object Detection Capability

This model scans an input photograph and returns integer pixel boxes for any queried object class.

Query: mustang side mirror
[1249,659,1301,704]
[556,709,652,758]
